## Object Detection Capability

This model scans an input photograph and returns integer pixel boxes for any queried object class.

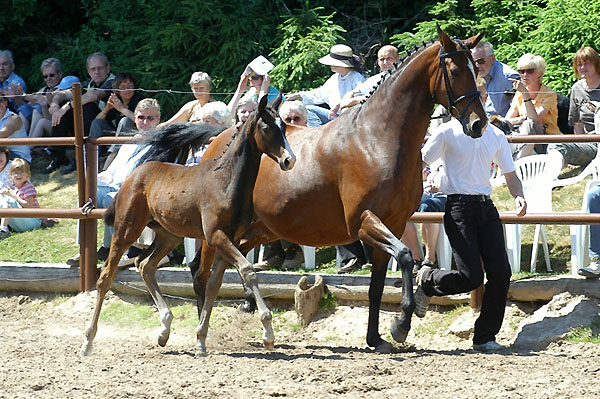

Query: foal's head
[434,25,487,138]
[248,93,296,171]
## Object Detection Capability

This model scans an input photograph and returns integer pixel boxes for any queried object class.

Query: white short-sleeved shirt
[421,119,514,196]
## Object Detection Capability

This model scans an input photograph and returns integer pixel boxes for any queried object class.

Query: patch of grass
[564,314,600,344]
[99,301,160,329]
[319,291,337,312]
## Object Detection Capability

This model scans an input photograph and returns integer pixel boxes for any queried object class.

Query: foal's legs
[136,226,182,347]
[81,214,149,356]
[357,210,416,351]
[197,229,274,355]
[191,241,215,320]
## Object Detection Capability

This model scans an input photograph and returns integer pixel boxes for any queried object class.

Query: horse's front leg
[195,254,228,356]
[358,210,416,351]
[191,241,216,320]
[137,229,182,347]
[211,230,274,351]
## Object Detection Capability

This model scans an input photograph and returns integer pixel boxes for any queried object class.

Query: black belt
[447,194,491,202]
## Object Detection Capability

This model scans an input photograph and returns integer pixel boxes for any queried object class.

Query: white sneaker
[473,340,505,352]
[578,261,600,279]
[414,265,432,318]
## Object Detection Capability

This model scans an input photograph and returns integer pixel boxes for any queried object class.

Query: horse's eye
[450,68,459,77]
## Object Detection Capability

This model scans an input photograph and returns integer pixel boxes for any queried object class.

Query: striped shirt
[13,181,40,208]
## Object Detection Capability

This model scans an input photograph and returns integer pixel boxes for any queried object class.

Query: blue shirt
[484,60,519,117]
[0,72,27,113]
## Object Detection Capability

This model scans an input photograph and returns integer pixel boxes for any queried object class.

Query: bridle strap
[436,46,482,129]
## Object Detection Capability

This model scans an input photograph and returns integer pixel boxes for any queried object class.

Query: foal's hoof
[263,339,275,351]
[195,342,207,357]
[390,317,409,343]
[374,340,394,354]
[80,341,93,357]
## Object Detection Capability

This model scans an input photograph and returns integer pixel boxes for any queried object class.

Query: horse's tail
[135,122,226,166]
[103,194,117,227]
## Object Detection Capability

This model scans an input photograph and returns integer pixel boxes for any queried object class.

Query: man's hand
[515,196,527,217]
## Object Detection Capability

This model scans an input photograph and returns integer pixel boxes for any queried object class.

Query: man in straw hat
[287,44,364,127]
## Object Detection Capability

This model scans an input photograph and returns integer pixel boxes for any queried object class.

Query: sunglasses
[136,115,156,122]
[43,73,56,79]
[250,75,263,81]
[518,68,535,75]
[474,58,487,65]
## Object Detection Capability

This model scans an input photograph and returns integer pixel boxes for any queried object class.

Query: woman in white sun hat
[287,44,364,127]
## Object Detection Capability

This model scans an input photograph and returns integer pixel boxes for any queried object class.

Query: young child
[0,158,42,239]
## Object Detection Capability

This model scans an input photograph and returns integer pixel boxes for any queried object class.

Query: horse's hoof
[374,340,394,354]
[391,317,409,343]
[80,341,92,357]
[263,339,275,351]
[158,330,170,347]
[195,342,207,357]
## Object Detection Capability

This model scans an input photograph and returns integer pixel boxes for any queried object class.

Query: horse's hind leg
[357,210,416,351]
[137,227,182,347]
[191,241,216,321]
[211,230,274,351]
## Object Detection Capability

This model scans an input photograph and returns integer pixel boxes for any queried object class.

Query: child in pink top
[0,158,42,239]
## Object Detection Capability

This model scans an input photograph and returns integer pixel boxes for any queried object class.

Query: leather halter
[435,44,481,132]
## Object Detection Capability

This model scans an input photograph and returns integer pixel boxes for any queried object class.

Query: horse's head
[434,25,487,138]
[252,93,296,170]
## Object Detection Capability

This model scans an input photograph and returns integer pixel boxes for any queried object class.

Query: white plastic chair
[552,151,600,188]
[504,154,562,273]
[570,175,600,275]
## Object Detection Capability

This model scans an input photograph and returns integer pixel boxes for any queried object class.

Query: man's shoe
[253,254,284,271]
[42,158,69,175]
[578,260,600,279]
[337,257,364,274]
[281,250,304,271]
[0,228,11,240]
[414,265,432,318]
[66,253,80,267]
[60,159,77,175]
[473,340,505,352]
[97,246,109,262]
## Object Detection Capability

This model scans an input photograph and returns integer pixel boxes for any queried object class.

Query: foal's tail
[135,122,226,166]
[103,195,117,227]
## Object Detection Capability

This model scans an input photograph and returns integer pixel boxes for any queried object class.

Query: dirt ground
[0,291,598,399]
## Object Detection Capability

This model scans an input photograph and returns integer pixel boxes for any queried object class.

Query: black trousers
[420,197,511,345]
[48,103,100,161]
[336,241,371,265]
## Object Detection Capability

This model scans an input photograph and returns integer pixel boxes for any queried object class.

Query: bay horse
[80,94,295,356]
[144,26,486,354]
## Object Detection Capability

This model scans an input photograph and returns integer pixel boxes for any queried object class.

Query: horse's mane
[134,122,227,166]
[360,39,439,105]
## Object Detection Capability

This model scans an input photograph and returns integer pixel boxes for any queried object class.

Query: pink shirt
[13,180,40,208]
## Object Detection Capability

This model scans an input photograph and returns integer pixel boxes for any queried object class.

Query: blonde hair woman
[505,53,558,159]
[159,71,213,127]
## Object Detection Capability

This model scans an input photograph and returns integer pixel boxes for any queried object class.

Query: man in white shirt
[416,78,527,352]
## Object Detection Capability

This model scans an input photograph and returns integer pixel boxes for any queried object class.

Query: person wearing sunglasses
[27,58,79,145]
[471,42,519,118]
[228,61,281,115]
[505,53,559,159]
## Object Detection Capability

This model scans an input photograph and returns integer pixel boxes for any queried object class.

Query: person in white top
[287,44,364,127]
[416,78,527,352]
[339,45,399,111]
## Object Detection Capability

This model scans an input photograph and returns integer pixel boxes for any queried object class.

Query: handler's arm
[504,171,527,216]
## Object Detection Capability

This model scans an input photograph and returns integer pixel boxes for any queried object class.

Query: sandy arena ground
[0,291,598,399]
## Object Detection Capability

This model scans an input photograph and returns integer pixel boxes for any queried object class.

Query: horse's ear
[257,93,268,115]
[271,92,283,111]
[436,23,453,51]
[465,31,485,50]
